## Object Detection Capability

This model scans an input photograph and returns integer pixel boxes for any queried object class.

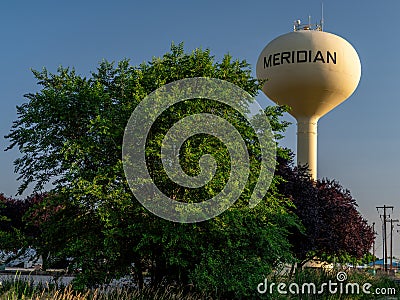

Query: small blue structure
[369,259,400,268]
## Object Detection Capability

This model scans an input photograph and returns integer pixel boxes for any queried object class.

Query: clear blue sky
[0,0,399,257]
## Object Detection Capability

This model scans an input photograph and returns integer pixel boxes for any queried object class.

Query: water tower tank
[256,25,361,179]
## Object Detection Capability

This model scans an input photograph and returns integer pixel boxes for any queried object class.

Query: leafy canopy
[5,43,298,295]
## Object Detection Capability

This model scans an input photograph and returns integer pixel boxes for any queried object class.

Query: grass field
[0,269,399,299]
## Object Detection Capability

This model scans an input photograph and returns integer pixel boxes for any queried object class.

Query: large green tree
[6,43,298,296]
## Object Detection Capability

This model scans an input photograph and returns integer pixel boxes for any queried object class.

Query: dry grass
[0,280,212,300]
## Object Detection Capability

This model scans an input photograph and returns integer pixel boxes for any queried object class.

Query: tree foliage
[275,155,374,267]
[5,43,298,296]
[0,193,42,263]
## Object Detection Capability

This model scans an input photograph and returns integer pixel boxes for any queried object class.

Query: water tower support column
[297,116,318,180]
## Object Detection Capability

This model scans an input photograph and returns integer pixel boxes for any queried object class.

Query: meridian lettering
[263,50,337,68]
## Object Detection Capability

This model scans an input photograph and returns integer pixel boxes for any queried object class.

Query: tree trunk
[134,258,144,289]
[289,262,296,278]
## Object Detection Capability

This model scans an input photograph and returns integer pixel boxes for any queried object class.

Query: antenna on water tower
[321,2,324,31]
[256,15,361,180]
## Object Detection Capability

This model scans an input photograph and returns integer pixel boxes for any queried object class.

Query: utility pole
[390,219,399,271]
[382,221,385,270]
[372,222,376,270]
[397,224,400,272]
[377,205,394,272]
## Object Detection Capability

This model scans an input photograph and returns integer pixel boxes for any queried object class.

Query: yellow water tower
[256,21,361,179]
